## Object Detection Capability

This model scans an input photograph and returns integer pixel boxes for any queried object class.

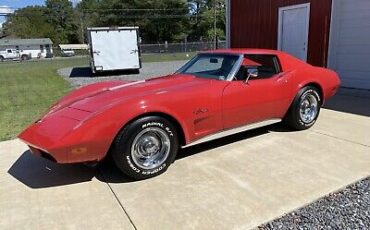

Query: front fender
[113,101,191,144]
[79,100,191,160]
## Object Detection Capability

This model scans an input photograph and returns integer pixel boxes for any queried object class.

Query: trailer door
[91,29,140,71]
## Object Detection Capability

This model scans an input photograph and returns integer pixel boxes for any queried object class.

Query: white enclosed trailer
[87,27,141,73]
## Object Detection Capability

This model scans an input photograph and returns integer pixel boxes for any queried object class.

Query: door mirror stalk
[244,70,258,84]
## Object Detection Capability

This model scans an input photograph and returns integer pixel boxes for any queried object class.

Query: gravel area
[259,177,370,230]
[58,60,187,88]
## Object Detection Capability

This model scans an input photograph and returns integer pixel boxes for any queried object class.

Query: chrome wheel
[131,127,171,170]
[299,94,318,123]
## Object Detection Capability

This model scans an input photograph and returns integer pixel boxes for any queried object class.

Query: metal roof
[0,38,53,46]
[59,44,89,50]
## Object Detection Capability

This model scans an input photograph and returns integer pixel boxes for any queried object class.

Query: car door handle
[276,72,289,83]
[193,108,209,115]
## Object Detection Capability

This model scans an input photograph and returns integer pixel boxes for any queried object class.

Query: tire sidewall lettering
[141,163,167,175]
[300,89,321,104]
[141,122,174,137]
[125,156,167,175]
[142,122,163,129]
[126,156,140,173]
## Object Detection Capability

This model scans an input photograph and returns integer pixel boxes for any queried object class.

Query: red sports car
[19,49,340,179]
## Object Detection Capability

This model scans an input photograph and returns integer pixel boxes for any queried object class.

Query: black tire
[133,69,140,74]
[21,55,28,61]
[111,116,179,180]
[284,86,321,130]
[0,56,4,62]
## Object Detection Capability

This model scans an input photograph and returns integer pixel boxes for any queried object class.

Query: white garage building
[327,0,370,89]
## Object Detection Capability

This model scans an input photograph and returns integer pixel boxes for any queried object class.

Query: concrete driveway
[1,89,369,230]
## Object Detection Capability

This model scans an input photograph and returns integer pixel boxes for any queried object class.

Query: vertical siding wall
[230,0,332,67]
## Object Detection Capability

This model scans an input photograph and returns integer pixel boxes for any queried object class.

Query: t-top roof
[0,38,53,46]
[202,48,285,55]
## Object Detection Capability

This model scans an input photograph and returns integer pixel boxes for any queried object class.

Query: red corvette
[19,49,340,179]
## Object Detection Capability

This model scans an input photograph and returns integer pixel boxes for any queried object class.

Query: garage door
[328,0,370,90]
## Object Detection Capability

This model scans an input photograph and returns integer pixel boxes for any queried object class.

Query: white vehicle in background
[87,27,141,74]
[61,49,75,57]
[0,49,31,62]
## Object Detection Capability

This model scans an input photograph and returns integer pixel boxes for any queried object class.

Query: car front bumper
[18,113,110,164]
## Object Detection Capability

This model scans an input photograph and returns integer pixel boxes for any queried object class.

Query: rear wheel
[111,116,179,180]
[0,56,4,62]
[284,86,321,130]
[21,55,28,61]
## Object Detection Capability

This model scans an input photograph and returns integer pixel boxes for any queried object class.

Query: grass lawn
[0,53,194,141]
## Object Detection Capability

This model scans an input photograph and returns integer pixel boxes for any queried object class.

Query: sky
[0,0,81,27]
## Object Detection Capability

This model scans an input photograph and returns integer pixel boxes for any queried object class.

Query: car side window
[235,55,281,81]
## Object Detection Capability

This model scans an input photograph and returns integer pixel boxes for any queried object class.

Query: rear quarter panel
[277,53,340,105]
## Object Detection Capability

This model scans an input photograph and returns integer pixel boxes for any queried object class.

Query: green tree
[137,0,189,43]
[3,0,226,45]
[77,0,189,43]
[3,6,56,40]
[76,0,100,42]
[187,0,225,42]
[45,0,80,44]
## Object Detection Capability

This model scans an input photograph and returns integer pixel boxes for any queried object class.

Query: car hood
[47,74,211,115]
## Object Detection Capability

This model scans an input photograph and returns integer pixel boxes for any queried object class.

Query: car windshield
[177,53,240,80]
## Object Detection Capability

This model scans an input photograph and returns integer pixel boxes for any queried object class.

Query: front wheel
[284,86,321,130]
[111,116,179,180]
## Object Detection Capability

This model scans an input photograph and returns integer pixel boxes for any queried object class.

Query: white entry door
[278,3,310,61]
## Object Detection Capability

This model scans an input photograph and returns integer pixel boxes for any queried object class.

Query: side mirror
[248,69,259,77]
[244,68,259,84]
